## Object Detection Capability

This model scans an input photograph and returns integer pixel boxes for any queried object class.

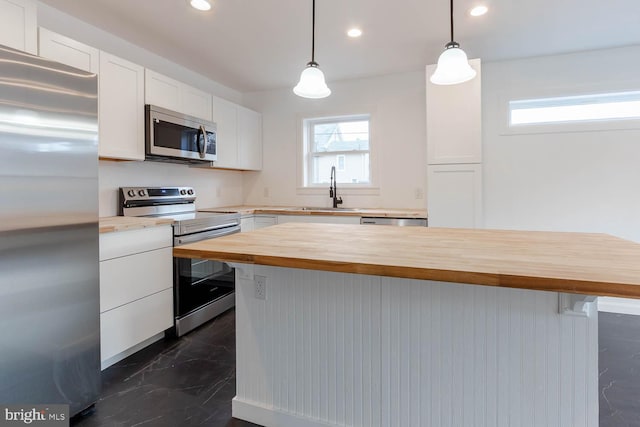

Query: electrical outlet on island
[254,275,266,300]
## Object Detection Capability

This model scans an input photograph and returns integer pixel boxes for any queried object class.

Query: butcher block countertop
[198,205,428,218]
[99,216,174,234]
[173,223,640,298]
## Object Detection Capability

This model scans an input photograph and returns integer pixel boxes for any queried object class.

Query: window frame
[500,87,640,136]
[297,112,379,195]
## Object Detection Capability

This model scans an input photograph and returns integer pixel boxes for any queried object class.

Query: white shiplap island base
[173,223,640,427]
[231,265,597,427]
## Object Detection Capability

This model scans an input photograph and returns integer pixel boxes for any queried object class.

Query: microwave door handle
[197,125,207,159]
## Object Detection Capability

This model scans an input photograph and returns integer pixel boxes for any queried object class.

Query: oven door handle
[175,225,240,245]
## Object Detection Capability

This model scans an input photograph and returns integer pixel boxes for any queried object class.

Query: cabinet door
[254,215,277,229]
[240,216,254,232]
[99,52,145,160]
[211,96,238,168]
[427,164,483,228]
[100,247,172,313]
[182,83,212,120]
[237,106,263,170]
[145,69,181,111]
[100,288,173,363]
[426,59,481,164]
[0,0,36,54]
[276,215,361,225]
[38,28,99,73]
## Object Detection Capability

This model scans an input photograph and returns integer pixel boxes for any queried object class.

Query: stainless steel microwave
[145,104,217,163]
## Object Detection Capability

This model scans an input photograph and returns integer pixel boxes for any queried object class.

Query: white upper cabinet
[145,69,181,112]
[182,84,212,121]
[426,58,481,164]
[99,52,145,160]
[144,69,212,121]
[38,28,99,73]
[209,99,262,171]
[237,105,263,170]
[211,95,238,168]
[0,0,36,54]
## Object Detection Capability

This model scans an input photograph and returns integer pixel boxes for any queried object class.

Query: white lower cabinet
[242,215,277,231]
[240,215,255,232]
[427,164,483,228]
[99,226,173,369]
[254,215,277,229]
[276,215,361,225]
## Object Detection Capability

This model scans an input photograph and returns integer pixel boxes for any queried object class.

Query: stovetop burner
[119,186,240,236]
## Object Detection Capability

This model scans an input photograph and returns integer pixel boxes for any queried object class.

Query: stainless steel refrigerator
[0,45,100,416]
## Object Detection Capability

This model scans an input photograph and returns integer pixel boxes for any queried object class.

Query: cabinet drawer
[100,288,173,362]
[99,225,172,261]
[100,247,173,313]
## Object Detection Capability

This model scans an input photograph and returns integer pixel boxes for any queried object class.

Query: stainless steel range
[119,186,240,336]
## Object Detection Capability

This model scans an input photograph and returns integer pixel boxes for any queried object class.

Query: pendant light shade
[430,0,476,85]
[294,0,331,98]
[294,62,331,98]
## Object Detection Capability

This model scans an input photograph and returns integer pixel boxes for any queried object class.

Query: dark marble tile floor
[72,308,260,427]
[71,308,640,426]
[599,312,640,427]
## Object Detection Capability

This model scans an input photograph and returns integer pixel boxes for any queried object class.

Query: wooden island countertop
[173,222,640,298]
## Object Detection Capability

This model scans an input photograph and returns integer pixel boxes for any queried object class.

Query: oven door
[174,257,234,318]
[173,224,240,334]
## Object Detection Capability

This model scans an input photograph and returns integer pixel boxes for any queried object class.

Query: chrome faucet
[330,166,343,208]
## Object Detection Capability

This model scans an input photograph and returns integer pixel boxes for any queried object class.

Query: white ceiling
[40,0,640,93]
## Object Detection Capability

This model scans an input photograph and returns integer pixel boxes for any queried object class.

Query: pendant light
[430,0,477,85]
[293,0,331,98]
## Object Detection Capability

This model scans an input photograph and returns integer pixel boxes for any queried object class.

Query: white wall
[99,161,244,217]
[242,71,427,209]
[482,46,640,243]
[37,2,246,217]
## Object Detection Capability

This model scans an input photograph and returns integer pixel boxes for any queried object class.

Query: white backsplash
[99,160,244,217]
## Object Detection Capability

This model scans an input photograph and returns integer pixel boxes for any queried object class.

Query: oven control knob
[180,189,187,195]
[127,190,136,197]
[187,189,194,195]
[138,190,146,196]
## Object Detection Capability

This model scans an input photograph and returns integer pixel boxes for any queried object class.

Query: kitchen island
[174,223,640,427]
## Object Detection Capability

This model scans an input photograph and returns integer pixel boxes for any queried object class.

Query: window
[509,91,640,126]
[303,115,371,187]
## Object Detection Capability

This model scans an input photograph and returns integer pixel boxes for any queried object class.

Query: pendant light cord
[450,0,454,42]
[311,0,316,63]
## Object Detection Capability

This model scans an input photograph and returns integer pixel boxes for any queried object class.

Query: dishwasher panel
[360,217,427,226]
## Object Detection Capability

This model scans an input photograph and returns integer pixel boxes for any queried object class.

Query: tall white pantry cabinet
[426,59,483,228]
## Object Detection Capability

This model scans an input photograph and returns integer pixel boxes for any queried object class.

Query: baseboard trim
[100,332,165,370]
[232,398,334,427]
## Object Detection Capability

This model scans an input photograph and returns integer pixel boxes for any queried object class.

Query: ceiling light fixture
[293,0,331,99]
[190,0,211,11]
[347,28,363,38]
[430,0,477,85]
[469,5,488,17]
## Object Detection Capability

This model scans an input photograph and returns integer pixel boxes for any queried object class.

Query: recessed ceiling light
[347,28,363,38]
[190,0,211,11]
[469,5,488,16]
